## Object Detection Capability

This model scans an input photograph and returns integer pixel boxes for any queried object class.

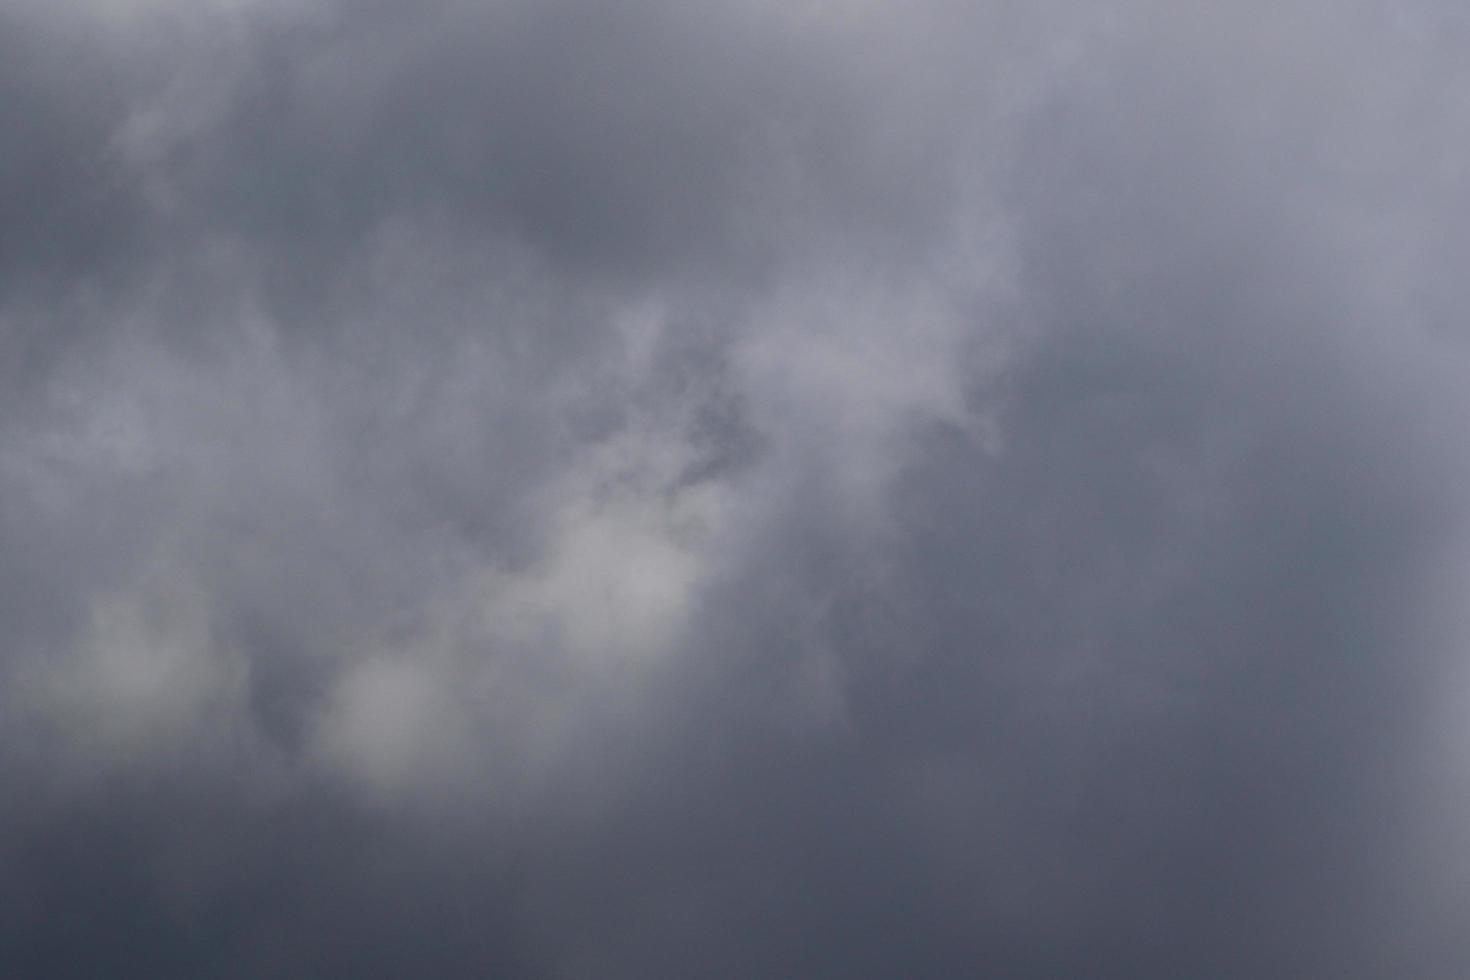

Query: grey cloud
[4,0,1470,977]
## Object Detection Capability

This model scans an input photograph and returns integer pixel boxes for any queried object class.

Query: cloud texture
[5,0,1470,975]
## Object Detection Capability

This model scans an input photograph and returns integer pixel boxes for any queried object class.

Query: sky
[4,0,1470,976]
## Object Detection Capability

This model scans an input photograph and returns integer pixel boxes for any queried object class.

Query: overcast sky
[5,1,1470,976]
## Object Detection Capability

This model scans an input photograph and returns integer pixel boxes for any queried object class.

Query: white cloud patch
[15,554,255,777]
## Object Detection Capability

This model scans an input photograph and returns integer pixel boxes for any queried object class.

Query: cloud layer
[4,1,1470,975]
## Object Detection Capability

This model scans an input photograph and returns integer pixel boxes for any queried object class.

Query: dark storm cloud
[0,7,144,283]
[4,0,1470,976]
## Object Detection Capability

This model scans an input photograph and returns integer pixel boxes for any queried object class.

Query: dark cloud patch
[128,0,965,319]
[0,776,542,978]
[0,9,145,288]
